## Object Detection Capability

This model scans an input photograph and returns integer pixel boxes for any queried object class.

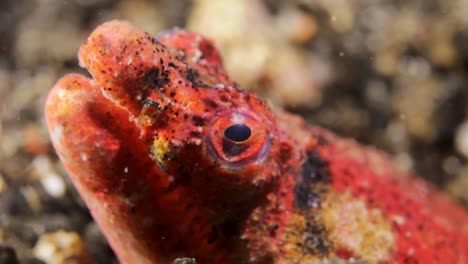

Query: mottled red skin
[314,128,468,263]
[45,21,468,264]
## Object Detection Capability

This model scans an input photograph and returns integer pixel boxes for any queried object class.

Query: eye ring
[206,112,270,164]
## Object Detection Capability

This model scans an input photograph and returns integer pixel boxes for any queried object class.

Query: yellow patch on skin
[280,214,311,263]
[322,191,395,262]
[151,137,171,167]
[272,210,333,263]
[244,201,331,264]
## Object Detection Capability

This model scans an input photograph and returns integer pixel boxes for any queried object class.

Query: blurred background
[0,0,468,263]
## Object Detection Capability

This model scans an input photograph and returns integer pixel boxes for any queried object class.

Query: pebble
[188,0,322,107]
[173,258,197,264]
[33,231,91,264]
[1,187,33,216]
[276,8,318,44]
[40,173,66,199]
[32,156,66,198]
[21,186,42,213]
[455,120,468,159]
[446,165,468,203]
[0,174,6,193]
[442,155,462,175]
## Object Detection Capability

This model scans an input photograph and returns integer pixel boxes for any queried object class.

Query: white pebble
[455,121,468,159]
[33,230,89,264]
[0,174,6,193]
[32,155,66,198]
[41,173,66,198]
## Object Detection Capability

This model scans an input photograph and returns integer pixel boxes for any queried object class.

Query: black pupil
[224,124,251,142]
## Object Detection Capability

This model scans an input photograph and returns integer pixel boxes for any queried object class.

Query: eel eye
[224,124,251,142]
[207,112,270,164]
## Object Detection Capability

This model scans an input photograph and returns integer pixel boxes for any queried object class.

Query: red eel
[45,20,468,263]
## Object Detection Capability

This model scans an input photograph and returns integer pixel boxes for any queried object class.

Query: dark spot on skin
[220,218,240,236]
[219,94,230,103]
[313,133,328,146]
[192,115,207,126]
[269,224,279,237]
[302,221,331,256]
[202,98,219,109]
[279,143,293,163]
[169,91,176,97]
[142,67,170,89]
[206,230,218,245]
[210,218,241,240]
[294,149,330,209]
[190,131,202,137]
[162,153,171,161]
[186,68,209,88]
[186,68,198,83]
[232,83,243,92]
[199,40,217,60]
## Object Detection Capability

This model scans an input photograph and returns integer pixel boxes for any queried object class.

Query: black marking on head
[218,94,227,103]
[269,224,279,237]
[294,149,330,209]
[192,115,207,126]
[190,131,202,137]
[202,98,219,109]
[186,68,198,83]
[186,68,209,88]
[143,67,170,88]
